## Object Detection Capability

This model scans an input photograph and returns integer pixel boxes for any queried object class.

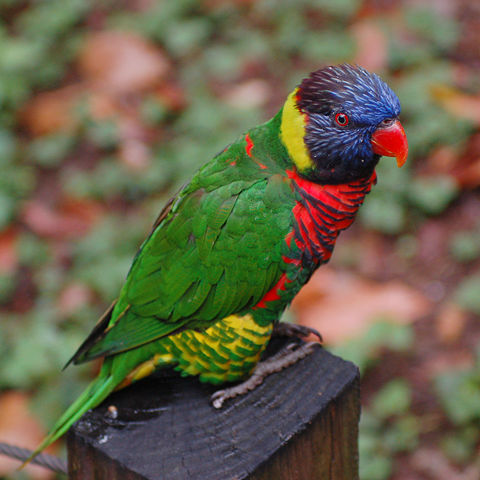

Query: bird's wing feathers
[71,146,294,364]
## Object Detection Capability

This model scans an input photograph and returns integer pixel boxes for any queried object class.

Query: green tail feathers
[20,373,117,469]
[22,338,160,468]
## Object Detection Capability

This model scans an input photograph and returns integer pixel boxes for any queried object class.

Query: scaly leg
[272,322,323,343]
[211,341,320,409]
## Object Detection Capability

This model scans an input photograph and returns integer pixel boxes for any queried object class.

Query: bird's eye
[380,118,395,127]
[335,113,349,126]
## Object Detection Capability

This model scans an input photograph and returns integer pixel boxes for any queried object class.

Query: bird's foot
[211,341,320,409]
[272,322,323,343]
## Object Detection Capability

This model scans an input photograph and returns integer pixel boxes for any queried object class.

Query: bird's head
[280,64,408,184]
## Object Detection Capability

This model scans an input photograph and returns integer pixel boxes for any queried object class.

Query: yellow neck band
[280,88,314,172]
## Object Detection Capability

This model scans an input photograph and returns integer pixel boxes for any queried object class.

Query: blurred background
[0,0,479,478]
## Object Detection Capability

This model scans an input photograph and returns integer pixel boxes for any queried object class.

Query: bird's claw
[272,322,323,343]
[210,390,225,409]
[211,390,228,409]
[210,341,321,409]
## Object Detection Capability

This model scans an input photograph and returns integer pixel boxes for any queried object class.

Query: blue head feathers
[296,64,402,183]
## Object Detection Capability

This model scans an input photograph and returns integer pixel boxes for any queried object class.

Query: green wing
[71,128,295,364]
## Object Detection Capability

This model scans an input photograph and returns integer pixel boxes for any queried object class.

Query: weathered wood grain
[68,342,360,480]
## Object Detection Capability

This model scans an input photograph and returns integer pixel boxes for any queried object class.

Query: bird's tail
[20,371,117,469]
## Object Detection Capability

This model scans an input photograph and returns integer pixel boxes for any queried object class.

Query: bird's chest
[284,169,377,270]
[257,169,377,313]
[249,169,376,318]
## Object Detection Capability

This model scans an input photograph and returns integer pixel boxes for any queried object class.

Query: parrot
[24,64,408,465]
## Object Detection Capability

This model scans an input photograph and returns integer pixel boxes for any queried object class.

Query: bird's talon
[211,391,226,409]
[272,323,323,343]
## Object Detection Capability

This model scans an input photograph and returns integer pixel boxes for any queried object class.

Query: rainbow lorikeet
[25,64,407,464]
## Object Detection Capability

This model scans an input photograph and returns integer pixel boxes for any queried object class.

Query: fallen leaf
[436,301,467,343]
[152,83,187,112]
[423,135,480,189]
[411,447,480,480]
[119,139,151,170]
[0,392,54,479]
[58,282,94,317]
[87,90,123,121]
[19,85,81,135]
[291,267,431,345]
[117,116,152,170]
[22,197,103,240]
[423,350,474,380]
[78,31,170,94]
[20,87,121,137]
[452,133,480,188]
[423,145,459,174]
[431,84,480,125]
[222,79,270,109]
[455,160,480,188]
[0,227,18,275]
[351,20,388,72]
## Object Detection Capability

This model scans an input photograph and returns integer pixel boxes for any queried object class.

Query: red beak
[371,119,408,167]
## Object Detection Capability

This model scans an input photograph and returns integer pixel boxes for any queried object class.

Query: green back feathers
[71,113,297,364]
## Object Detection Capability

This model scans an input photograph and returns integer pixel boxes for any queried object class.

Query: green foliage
[404,7,459,53]
[359,193,407,235]
[332,320,413,373]
[141,96,170,126]
[0,272,15,303]
[450,227,480,263]
[0,305,88,389]
[389,6,459,70]
[309,0,360,17]
[17,0,90,39]
[435,347,480,426]
[0,0,87,124]
[109,0,209,56]
[303,30,355,63]
[407,175,459,215]
[17,232,51,268]
[358,161,410,234]
[360,380,419,480]
[441,426,479,464]
[27,133,76,167]
[434,345,480,464]
[331,320,418,479]
[85,119,120,151]
[395,234,418,260]
[371,379,412,418]
[0,130,35,228]
[394,65,473,157]
[454,274,480,315]
[71,216,148,300]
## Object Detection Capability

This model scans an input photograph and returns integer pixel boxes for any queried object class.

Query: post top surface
[71,344,358,480]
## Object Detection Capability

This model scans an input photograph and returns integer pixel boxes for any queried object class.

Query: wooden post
[67,342,360,480]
